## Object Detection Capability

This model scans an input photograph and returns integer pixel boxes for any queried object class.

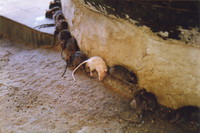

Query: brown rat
[71,51,87,68]
[58,30,72,47]
[61,51,87,77]
[62,36,79,62]
[53,10,65,23]
[45,6,61,19]
[108,65,137,85]
[53,21,69,48]
[170,106,200,124]
[49,0,61,9]
[130,88,157,117]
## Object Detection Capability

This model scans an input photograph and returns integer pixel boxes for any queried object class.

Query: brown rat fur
[130,89,157,116]
[108,65,138,85]
[61,51,87,77]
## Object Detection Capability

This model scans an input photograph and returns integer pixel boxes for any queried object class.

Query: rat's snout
[98,69,107,81]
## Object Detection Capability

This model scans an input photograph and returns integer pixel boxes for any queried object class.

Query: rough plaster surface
[62,0,200,109]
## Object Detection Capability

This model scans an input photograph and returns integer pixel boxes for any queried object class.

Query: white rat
[72,56,108,81]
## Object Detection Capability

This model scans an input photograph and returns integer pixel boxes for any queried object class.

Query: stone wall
[61,0,200,109]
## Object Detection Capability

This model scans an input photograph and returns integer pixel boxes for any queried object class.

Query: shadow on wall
[83,0,200,40]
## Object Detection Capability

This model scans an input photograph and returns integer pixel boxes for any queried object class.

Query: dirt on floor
[0,39,199,133]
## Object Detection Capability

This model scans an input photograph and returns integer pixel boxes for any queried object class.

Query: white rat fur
[72,56,107,81]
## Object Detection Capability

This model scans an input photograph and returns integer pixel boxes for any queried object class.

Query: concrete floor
[0,0,54,34]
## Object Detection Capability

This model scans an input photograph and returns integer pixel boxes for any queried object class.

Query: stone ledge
[0,0,55,47]
[0,16,53,47]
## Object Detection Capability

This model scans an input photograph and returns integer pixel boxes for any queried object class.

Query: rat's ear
[104,68,108,72]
